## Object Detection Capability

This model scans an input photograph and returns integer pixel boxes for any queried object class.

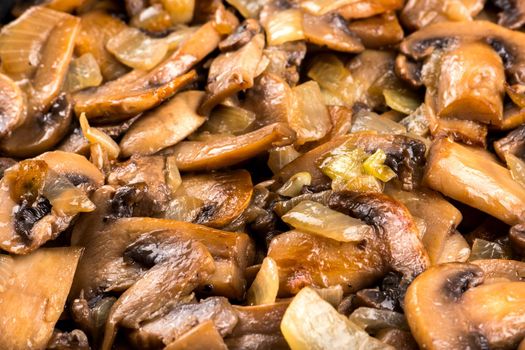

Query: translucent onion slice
[383,88,421,115]
[362,149,396,182]
[226,0,264,18]
[399,103,431,137]
[200,105,256,135]
[164,195,204,222]
[469,239,512,261]
[333,175,383,193]
[281,287,394,350]
[106,27,168,70]
[161,0,195,24]
[0,7,68,79]
[300,0,357,15]
[79,113,120,160]
[282,200,372,242]
[43,169,96,216]
[164,26,199,50]
[505,153,525,188]
[268,145,301,174]
[165,156,182,196]
[291,80,332,145]
[319,147,368,182]
[436,232,471,264]
[307,54,353,98]
[349,307,409,333]
[314,285,344,307]
[277,172,312,197]
[246,257,279,306]
[130,5,173,33]
[351,110,407,134]
[64,53,103,92]
[264,9,305,46]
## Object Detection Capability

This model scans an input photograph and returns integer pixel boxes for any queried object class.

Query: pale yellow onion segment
[281,287,394,350]
[64,53,103,92]
[282,200,371,242]
[79,113,120,160]
[246,257,279,305]
[264,9,305,46]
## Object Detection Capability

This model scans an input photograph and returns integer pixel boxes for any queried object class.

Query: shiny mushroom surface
[1,1,525,350]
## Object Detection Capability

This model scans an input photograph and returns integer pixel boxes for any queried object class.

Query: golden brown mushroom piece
[0,247,82,349]
[328,192,430,281]
[400,20,525,85]
[401,0,485,30]
[179,170,253,228]
[267,230,387,296]
[0,151,103,254]
[424,138,525,225]
[332,0,404,20]
[405,262,525,350]
[71,187,255,302]
[347,12,404,49]
[74,20,221,122]
[426,42,505,125]
[101,231,216,350]
[0,73,25,138]
[162,123,296,171]
[119,91,207,157]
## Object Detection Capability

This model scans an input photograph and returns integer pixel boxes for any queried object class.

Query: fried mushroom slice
[179,170,253,228]
[0,247,82,349]
[267,230,387,296]
[494,124,525,161]
[333,0,404,20]
[401,0,485,30]
[71,187,255,301]
[162,123,296,171]
[405,262,525,350]
[120,91,207,157]
[0,73,25,138]
[347,12,404,49]
[128,297,238,349]
[101,231,216,350]
[400,20,525,85]
[0,94,73,158]
[0,152,102,254]
[424,138,525,225]
[328,192,430,281]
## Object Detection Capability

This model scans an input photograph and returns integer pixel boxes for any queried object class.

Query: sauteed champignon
[1,0,525,349]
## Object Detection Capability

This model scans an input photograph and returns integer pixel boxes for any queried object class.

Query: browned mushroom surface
[2,2,525,349]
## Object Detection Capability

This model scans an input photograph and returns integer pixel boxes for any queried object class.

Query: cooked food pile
[0,0,525,349]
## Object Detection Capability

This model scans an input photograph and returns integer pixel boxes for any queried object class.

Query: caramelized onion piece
[0,73,25,138]
[163,123,295,171]
[424,138,525,225]
[401,0,485,30]
[120,91,207,157]
[0,248,82,349]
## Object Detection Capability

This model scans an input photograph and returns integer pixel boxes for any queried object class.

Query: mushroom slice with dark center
[178,170,253,228]
[128,297,238,349]
[107,155,180,215]
[0,153,101,254]
[424,138,525,225]
[219,19,261,52]
[493,0,525,29]
[302,12,364,53]
[395,54,423,88]
[405,262,525,350]
[494,124,525,161]
[101,230,216,350]
[347,12,404,49]
[162,123,296,171]
[267,230,387,296]
[0,94,73,158]
[71,187,255,301]
[0,247,82,349]
[401,0,485,30]
[328,191,430,281]
[199,33,265,115]
[119,91,207,157]
[400,20,525,85]
[262,42,306,85]
[0,73,25,138]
